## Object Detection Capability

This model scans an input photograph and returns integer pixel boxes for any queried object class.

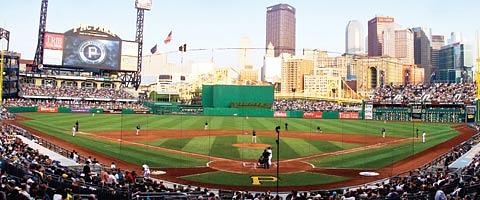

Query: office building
[413,28,432,81]
[395,29,414,64]
[345,20,365,55]
[368,16,395,56]
[266,3,296,56]
[439,43,472,83]
[281,55,313,93]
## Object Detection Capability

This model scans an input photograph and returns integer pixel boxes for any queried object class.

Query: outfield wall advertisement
[339,112,359,119]
[274,111,287,118]
[38,107,58,113]
[364,104,373,120]
[303,112,322,119]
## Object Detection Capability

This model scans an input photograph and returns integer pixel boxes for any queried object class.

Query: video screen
[62,35,120,70]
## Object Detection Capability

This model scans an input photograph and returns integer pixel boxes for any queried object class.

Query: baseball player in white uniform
[422,131,426,143]
[72,126,76,137]
[266,147,272,167]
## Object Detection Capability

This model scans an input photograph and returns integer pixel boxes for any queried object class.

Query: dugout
[202,85,274,117]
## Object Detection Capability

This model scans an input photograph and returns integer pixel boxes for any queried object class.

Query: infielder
[72,126,76,137]
[252,130,257,143]
[136,124,141,136]
[422,131,426,143]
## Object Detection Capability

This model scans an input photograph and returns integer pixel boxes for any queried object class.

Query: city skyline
[1,0,479,62]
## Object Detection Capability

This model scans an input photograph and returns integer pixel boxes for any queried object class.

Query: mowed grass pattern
[20,113,454,138]
[146,135,360,160]
[182,171,348,187]
[309,128,458,169]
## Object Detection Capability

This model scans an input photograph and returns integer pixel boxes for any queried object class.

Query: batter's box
[242,162,276,169]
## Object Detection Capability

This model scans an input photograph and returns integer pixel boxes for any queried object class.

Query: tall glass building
[266,4,296,57]
[345,20,365,55]
[438,43,473,83]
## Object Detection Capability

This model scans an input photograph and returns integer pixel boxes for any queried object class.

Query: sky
[1,0,479,64]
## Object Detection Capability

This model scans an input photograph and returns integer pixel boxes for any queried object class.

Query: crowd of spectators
[0,123,225,199]
[273,100,361,112]
[371,83,476,104]
[3,99,148,111]
[20,84,135,100]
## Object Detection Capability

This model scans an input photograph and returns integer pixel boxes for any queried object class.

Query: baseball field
[13,113,474,191]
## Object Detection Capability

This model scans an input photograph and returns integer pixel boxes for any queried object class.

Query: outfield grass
[20,113,454,138]
[146,135,360,160]
[17,113,461,187]
[181,171,348,187]
[20,118,208,168]
[308,128,458,169]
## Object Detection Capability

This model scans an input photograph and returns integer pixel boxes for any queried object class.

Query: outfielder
[136,124,141,136]
[382,128,386,138]
[204,122,209,130]
[422,131,426,143]
[252,130,257,143]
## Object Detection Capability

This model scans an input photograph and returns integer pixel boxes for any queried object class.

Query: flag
[150,44,157,54]
[163,31,172,44]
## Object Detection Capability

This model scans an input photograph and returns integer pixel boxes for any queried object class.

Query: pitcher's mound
[232,143,270,149]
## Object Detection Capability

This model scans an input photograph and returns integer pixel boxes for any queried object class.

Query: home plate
[151,170,167,175]
[359,171,379,176]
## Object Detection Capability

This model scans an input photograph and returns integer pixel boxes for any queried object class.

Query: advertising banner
[274,111,287,118]
[38,107,58,113]
[44,33,64,50]
[339,112,359,119]
[63,35,120,70]
[43,33,65,65]
[364,104,373,120]
[466,105,476,123]
[303,112,323,119]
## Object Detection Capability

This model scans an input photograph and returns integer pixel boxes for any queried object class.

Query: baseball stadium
[1,0,480,200]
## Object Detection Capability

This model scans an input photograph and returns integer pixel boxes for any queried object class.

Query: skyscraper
[239,36,252,68]
[368,16,395,56]
[431,35,445,78]
[412,27,432,81]
[266,3,296,57]
[395,29,414,64]
[345,20,365,55]
[439,43,467,83]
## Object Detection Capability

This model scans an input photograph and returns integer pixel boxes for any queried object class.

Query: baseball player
[266,147,272,168]
[284,122,288,131]
[136,124,140,136]
[72,126,76,137]
[382,128,386,138]
[416,128,419,138]
[204,122,209,130]
[252,130,257,143]
[316,126,323,133]
[422,131,426,143]
[75,120,79,132]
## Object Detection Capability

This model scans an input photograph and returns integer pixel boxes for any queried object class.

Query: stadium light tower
[33,0,49,67]
[132,0,152,90]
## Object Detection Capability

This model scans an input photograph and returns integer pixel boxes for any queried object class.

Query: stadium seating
[371,83,476,104]
[20,84,136,100]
